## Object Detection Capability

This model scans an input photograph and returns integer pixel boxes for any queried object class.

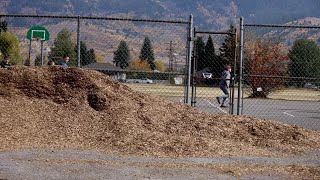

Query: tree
[288,39,320,87]
[205,35,215,60]
[129,59,151,71]
[87,49,96,64]
[95,52,105,63]
[246,39,288,98]
[34,54,42,66]
[79,41,88,66]
[0,21,8,32]
[113,40,131,69]
[139,37,156,70]
[204,35,223,78]
[155,60,166,72]
[219,25,237,68]
[0,31,21,65]
[48,29,76,66]
[195,37,206,71]
[75,41,97,66]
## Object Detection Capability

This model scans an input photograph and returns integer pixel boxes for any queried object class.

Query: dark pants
[218,86,229,106]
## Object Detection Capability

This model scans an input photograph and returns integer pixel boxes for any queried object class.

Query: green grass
[124,83,320,101]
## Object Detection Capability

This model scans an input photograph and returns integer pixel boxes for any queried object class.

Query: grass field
[124,83,320,101]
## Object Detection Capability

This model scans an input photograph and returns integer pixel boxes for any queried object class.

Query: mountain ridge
[2,0,320,30]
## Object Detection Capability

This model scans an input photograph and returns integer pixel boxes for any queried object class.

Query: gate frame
[192,29,237,114]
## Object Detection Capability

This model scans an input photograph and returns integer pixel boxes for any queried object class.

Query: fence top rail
[87,68,185,75]
[0,14,189,24]
[244,23,320,29]
[244,74,320,81]
[195,31,235,35]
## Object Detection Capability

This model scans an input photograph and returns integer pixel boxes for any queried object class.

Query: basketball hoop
[32,37,41,42]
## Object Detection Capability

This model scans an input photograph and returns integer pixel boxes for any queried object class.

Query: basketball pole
[27,39,31,66]
[40,40,44,66]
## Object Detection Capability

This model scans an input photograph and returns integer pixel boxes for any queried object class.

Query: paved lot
[194,98,320,131]
[1,149,319,180]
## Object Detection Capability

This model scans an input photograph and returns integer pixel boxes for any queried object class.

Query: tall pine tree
[49,29,76,66]
[195,37,206,71]
[79,41,88,66]
[288,39,320,86]
[204,35,222,77]
[139,37,156,70]
[87,48,96,64]
[0,20,8,32]
[74,41,96,66]
[34,54,42,66]
[219,25,237,67]
[113,40,131,69]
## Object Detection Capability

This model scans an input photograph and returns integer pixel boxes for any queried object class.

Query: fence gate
[191,28,237,115]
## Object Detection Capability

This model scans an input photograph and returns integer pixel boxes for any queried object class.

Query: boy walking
[216,65,231,107]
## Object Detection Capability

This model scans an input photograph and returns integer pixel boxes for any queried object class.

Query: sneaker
[216,97,221,104]
[220,105,228,108]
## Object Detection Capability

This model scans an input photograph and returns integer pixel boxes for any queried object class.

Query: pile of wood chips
[1,66,320,157]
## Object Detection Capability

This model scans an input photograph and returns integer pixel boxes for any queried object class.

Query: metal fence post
[76,15,81,67]
[191,27,197,107]
[230,29,237,115]
[185,14,194,104]
[237,17,244,115]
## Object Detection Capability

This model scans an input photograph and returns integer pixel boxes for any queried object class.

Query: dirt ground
[0,67,320,179]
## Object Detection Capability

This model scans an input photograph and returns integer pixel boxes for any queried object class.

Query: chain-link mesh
[80,18,189,101]
[0,16,79,66]
[0,15,189,101]
[242,24,320,130]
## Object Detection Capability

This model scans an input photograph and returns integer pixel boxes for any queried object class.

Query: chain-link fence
[240,20,320,130]
[0,14,191,101]
[1,14,319,130]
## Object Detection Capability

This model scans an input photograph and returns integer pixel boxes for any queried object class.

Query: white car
[126,78,153,84]
[304,83,318,89]
[139,78,153,84]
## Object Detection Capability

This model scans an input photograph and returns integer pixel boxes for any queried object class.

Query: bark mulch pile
[1,66,320,157]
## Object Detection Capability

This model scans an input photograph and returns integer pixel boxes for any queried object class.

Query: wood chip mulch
[1,66,319,157]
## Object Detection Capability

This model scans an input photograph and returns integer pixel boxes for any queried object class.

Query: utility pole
[166,41,176,71]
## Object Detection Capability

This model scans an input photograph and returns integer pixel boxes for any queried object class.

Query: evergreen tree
[195,37,206,71]
[113,40,131,69]
[49,29,76,66]
[0,20,8,32]
[79,41,88,66]
[219,25,237,67]
[75,41,97,66]
[205,35,215,59]
[288,39,320,86]
[204,35,222,77]
[139,37,156,70]
[87,48,96,64]
[34,54,42,66]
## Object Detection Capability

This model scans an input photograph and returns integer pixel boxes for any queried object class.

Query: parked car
[139,78,153,84]
[126,78,153,84]
[304,83,318,89]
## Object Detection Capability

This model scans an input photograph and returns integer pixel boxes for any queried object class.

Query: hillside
[2,1,320,65]
[2,0,320,30]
